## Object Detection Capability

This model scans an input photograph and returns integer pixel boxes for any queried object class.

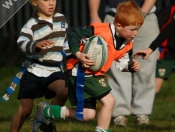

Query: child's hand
[131,60,140,71]
[75,51,95,68]
[133,48,153,60]
[36,40,54,50]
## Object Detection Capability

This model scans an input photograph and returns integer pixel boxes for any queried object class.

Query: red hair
[114,1,144,27]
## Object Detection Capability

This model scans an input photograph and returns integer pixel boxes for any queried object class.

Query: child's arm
[115,50,140,72]
[17,24,51,54]
[134,18,175,59]
[115,58,140,73]
[17,23,55,56]
[68,26,93,53]
[75,51,95,68]
[129,60,140,72]
[17,23,36,54]
[35,40,54,50]
[133,48,152,60]
[68,26,95,67]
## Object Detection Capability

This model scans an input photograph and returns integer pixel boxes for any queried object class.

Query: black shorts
[17,71,67,100]
[84,98,96,110]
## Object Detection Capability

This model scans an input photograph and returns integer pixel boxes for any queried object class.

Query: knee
[55,91,68,101]
[62,88,68,96]
[83,114,95,121]
[110,96,115,106]
[18,106,32,118]
[103,95,115,108]
[83,109,96,121]
[57,88,68,98]
[109,96,115,109]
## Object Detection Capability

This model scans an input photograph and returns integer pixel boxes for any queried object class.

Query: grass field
[0,66,175,132]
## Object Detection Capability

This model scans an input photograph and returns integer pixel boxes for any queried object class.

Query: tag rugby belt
[1,51,67,102]
[2,59,33,102]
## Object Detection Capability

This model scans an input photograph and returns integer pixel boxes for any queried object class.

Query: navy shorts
[17,71,67,100]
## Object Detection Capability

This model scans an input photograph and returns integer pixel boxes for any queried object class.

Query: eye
[131,29,137,32]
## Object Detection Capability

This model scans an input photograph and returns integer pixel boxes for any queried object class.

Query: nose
[134,30,138,36]
[49,0,54,5]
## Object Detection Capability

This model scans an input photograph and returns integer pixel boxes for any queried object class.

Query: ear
[31,0,37,6]
[115,23,122,30]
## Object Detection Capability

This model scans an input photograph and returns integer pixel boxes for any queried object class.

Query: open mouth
[49,8,54,12]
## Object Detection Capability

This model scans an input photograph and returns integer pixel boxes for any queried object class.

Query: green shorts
[68,75,111,106]
[156,59,175,80]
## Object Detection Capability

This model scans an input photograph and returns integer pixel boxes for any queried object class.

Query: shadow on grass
[133,124,175,131]
[110,123,175,132]
[0,117,13,122]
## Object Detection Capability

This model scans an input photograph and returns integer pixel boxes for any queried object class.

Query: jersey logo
[158,68,166,77]
[99,78,107,87]
[61,22,65,29]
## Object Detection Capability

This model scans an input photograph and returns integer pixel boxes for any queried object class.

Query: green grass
[0,66,175,132]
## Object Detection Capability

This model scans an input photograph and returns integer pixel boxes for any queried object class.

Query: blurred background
[0,1,175,131]
[0,0,175,67]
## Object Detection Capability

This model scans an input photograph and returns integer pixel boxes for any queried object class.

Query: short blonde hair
[28,0,35,5]
[114,1,144,27]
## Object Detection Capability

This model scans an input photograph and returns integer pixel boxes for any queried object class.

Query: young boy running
[10,0,71,132]
[32,1,144,132]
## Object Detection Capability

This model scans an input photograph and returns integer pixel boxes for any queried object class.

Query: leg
[33,101,95,122]
[48,99,96,121]
[132,13,159,122]
[36,95,113,130]
[107,61,132,126]
[10,99,33,132]
[155,78,164,94]
[63,99,96,121]
[40,79,68,131]
[47,80,68,106]
[97,93,115,130]
[107,65,132,116]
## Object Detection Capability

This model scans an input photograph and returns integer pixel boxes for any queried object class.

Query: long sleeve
[17,21,36,54]
[18,13,69,63]
[68,26,94,55]
[149,18,175,51]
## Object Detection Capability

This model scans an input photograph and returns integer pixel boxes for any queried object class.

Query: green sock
[44,105,61,119]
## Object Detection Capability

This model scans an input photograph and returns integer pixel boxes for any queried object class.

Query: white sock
[95,126,106,132]
[60,106,66,119]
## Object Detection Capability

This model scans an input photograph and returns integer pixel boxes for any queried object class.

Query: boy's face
[116,24,141,41]
[32,0,56,19]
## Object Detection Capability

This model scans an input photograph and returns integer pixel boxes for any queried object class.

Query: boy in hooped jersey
[10,0,71,132]
[33,1,144,132]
